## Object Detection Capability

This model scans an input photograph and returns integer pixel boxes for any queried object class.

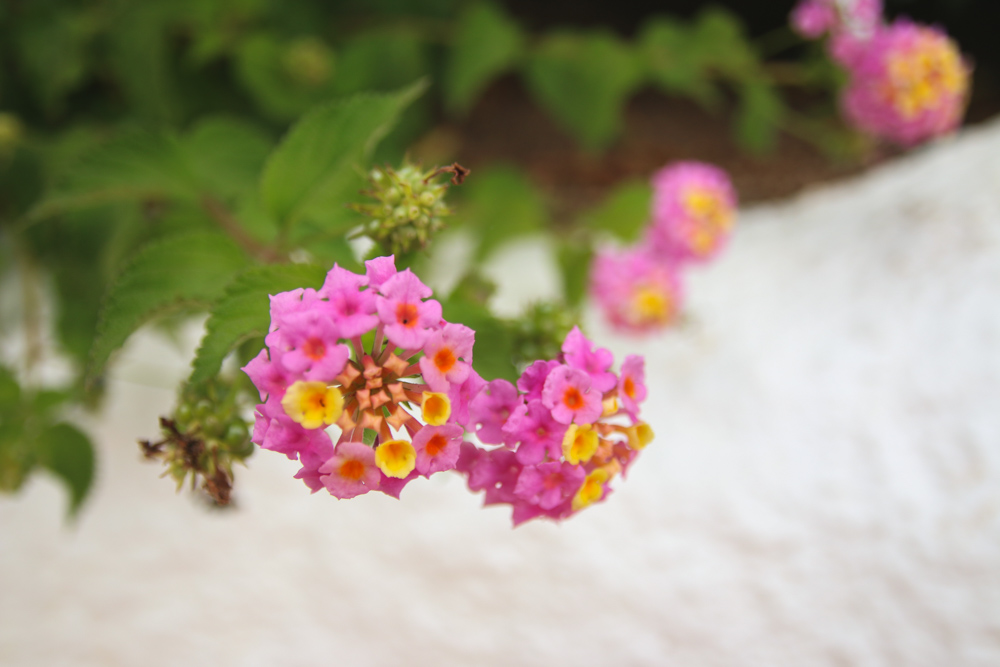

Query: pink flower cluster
[791,1,970,146]
[590,162,737,334]
[243,257,653,526]
[456,327,652,525]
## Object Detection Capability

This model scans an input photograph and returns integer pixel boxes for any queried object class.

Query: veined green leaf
[189,263,327,384]
[88,231,249,382]
[524,31,642,151]
[182,116,273,199]
[28,130,199,221]
[445,1,524,115]
[37,422,95,517]
[260,81,427,233]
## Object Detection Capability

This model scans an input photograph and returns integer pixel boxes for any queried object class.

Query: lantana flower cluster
[791,0,970,146]
[456,327,653,525]
[590,162,737,334]
[243,257,652,525]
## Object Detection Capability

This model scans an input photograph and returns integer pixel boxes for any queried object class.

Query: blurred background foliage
[0,0,992,514]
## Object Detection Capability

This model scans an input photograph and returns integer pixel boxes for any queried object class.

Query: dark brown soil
[420,74,999,222]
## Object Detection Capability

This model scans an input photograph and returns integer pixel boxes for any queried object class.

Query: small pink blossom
[541,365,603,425]
[618,354,647,420]
[468,379,522,445]
[375,269,443,349]
[242,348,292,401]
[319,441,381,499]
[319,264,378,338]
[590,247,682,334]
[502,400,567,465]
[447,369,488,429]
[365,255,397,290]
[412,424,464,475]
[562,327,617,393]
[293,436,335,493]
[514,461,586,510]
[516,359,561,403]
[419,323,474,391]
[648,162,738,263]
[270,307,350,382]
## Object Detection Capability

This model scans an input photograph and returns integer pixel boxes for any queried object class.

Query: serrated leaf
[89,231,249,382]
[190,263,327,384]
[37,422,95,517]
[735,80,785,154]
[29,130,199,221]
[455,165,548,260]
[181,116,273,199]
[441,298,517,383]
[260,81,427,233]
[524,31,642,151]
[584,180,652,242]
[445,1,524,115]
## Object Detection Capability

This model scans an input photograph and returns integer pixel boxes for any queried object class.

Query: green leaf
[260,81,428,233]
[440,298,517,383]
[331,30,429,96]
[691,7,757,78]
[235,32,331,121]
[735,80,785,154]
[13,8,97,113]
[455,165,548,259]
[28,130,199,221]
[583,180,652,242]
[89,231,249,382]
[557,241,594,309]
[181,116,273,199]
[638,16,720,108]
[0,366,21,410]
[445,1,525,115]
[190,263,327,384]
[107,2,179,125]
[37,422,95,517]
[524,31,642,151]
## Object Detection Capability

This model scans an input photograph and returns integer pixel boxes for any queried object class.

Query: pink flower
[418,323,474,391]
[561,327,617,393]
[319,442,381,499]
[267,287,322,335]
[375,269,443,349]
[791,0,837,38]
[242,348,292,401]
[468,379,522,445]
[590,247,683,334]
[256,397,332,460]
[514,461,585,510]
[319,265,378,338]
[412,424,464,475]
[377,470,419,499]
[648,162,738,263]
[618,355,647,420]
[516,359,561,403]
[791,0,881,43]
[294,436,335,493]
[502,400,567,465]
[364,255,397,290]
[541,365,603,425]
[841,20,970,146]
[447,369,487,429]
[270,308,351,382]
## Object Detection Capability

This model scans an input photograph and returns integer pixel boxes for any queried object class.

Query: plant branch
[201,195,283,263]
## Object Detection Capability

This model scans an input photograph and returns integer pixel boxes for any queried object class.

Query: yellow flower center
[562,424,599,465]
[375,439,416,478]
[629,285,672,326]
[421,391,451,426]
[682,187,733,254]
[281,381,343,429]
[885,34,967,119]
[572,468,609,511]
[626,422,655,450]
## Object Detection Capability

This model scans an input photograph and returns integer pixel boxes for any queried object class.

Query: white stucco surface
[2,120,1000,666]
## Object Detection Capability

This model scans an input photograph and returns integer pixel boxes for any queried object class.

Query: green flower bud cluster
[510,301,579,370]
[139,378,253,506]
[353,162,466,255]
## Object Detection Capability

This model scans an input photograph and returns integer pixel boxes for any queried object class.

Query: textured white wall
[2,120,1000,666]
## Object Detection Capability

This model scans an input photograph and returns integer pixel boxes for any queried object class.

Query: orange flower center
[396,302,419,328]
[433,346,457,373]
[562,387,584,410]
[339,459,365,481]
[303,337,326,360]
[425,433,448,457]
[623,377,636,399]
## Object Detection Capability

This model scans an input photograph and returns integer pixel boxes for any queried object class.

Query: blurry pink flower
[590,246,683,334]
[648,162,737,263]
